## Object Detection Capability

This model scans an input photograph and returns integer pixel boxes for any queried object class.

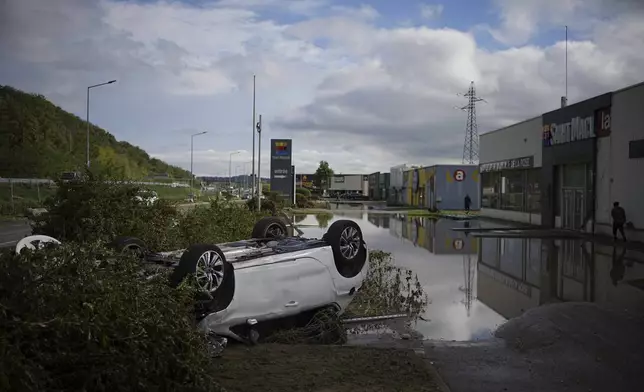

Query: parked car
[15,217,369,345]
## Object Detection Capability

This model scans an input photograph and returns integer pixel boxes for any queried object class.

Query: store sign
[543,108,611,147]
[270,139,293,200]
[453,169,466,182]
[480,156,534,173]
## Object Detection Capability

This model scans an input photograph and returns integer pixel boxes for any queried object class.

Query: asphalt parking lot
[0,219,32,248]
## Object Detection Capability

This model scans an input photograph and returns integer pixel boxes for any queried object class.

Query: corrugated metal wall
[433,165,480,210]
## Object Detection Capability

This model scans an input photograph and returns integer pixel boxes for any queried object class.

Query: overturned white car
[16,217,369,344]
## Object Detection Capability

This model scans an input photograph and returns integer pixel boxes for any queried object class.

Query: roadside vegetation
[1,177,431,391]
[0,180,203,217]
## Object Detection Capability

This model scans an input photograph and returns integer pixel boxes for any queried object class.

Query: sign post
[270,138,293,202]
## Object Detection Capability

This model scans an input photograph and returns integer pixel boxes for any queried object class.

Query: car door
[233,259,301,321]
[290,256,335,312]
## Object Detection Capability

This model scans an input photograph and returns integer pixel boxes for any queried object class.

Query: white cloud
[1,0,643,177]
[419,4,444,20]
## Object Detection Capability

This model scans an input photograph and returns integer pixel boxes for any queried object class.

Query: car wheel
[324,220,367,278]
[170,244,235,313]
[252,216,288,239]
[109,236,148,259]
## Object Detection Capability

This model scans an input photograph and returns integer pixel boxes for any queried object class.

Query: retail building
[328,174,368,196]
[479,116,543,224]
[594,82,644,241]
[389,164,409,205]
[402,164,480,210]
[368,172,391,201]
[479,80,644,242]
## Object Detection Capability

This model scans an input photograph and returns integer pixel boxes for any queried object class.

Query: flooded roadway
[296,207,644,341]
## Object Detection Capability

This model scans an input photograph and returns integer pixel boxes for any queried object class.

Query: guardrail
[0,178,190,187]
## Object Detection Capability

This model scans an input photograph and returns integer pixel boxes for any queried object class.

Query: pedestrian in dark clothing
[611,201,627,242]
[464,194,472,214]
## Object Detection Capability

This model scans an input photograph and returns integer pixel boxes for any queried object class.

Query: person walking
[611,201,628,242]
[464,194,472,214]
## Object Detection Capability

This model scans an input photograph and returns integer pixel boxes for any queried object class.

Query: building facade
[389,164,408,205]
[541,93,611,230]
[328,174,368,195]
[401,164,480,210]
[480,80,644,242]
[479,116,543,224]
[368,172,390,200]
[594,82,644,242]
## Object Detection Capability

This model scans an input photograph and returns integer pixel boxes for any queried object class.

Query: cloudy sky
[1,0,643,176]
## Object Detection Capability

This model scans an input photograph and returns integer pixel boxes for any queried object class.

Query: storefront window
[500,170,525,211]
[526,169,541,213]
[481,172,500,209]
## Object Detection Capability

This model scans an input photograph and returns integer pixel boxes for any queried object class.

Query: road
[0,219,31,248]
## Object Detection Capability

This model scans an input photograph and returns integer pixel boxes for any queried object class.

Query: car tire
[324,220,367,278]
[109,236,148,259]
[169,244,235,314]
[252,216,288,239]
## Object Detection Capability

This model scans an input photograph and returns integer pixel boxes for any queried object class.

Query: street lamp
[229,151,241,188]
[190,131,208,190]
[86,79,116,168]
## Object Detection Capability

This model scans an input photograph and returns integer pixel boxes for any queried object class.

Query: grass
[214,344,442,392]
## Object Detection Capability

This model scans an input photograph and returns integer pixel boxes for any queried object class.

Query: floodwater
[296,208,506,341]
[296,207,644,341]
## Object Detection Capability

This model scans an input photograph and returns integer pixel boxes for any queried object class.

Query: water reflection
[296,212,506,341]
[477,236,644,320]
[295,211,644,341]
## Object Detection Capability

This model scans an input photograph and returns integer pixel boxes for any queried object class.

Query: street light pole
[256,115,262,211]
[86,79,116,168]
[190,131,207,190]
[229,151,240,188]
[251,75,257,198]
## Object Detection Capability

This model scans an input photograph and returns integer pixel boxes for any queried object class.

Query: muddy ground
[214,343,442,392]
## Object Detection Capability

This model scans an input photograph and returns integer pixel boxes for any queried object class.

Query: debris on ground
[214,344,443,392]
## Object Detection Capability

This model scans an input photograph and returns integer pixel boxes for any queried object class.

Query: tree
[314,161,334,191]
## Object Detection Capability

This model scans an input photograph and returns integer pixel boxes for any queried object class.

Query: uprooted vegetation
[1,177,430,391]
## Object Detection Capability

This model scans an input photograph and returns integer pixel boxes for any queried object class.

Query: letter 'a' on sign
[454,169,466,182]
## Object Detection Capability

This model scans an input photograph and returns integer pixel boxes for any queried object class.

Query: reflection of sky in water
[296,212,507,341]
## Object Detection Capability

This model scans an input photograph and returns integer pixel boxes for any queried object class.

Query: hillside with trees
[0,85,191,179]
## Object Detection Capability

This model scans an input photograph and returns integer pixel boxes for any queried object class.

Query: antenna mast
[459,81,484,164]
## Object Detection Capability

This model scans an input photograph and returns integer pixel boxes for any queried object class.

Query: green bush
[246,197,277,214]
[32,176,264,252]
[296,187,311,197]
[31,176,181,249]
[296,193,315,208]
[0,242,222,392]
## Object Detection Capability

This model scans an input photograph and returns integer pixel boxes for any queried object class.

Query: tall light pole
[229,151,241,188]
[190,131,207,189]
[251,75,257,198]
[86,79,116,168]
[256,115,262,211]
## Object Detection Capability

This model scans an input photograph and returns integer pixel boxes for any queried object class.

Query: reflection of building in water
[477,236,644,320]
[367,214,390,229]
[398,217,479,255]
[388,216,404,239]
